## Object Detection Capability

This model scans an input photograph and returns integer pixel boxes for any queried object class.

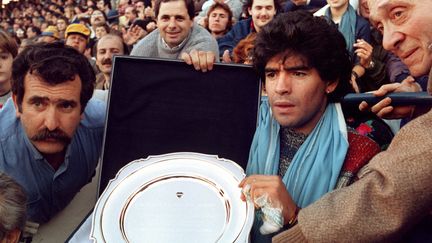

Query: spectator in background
[204,2,233,39]
[56,16,69,39]
[40,22,50,32]
[38,25,59,43]
[130,0,219,72]
[63,5,76,22]
[65,23,99,73]
[124,6,138,27]
[135,0,152,17]
[217,0,280,61]
[90,9,108,39]
[232,32,255,64]
[95,34,128,89]
[324,0,371,93]
[97,0,112,15]
[0,173,27,243]
[196,0,243,23]
[117,0,131,27]
[0,30,18,109]
[94,22,110,39]
[65,23,91,54]
[26,26,41,40]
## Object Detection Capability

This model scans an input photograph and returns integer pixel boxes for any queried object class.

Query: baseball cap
[65,24,91,38]
[40,26,59,39]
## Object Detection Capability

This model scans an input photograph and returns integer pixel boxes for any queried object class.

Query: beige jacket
[274,104,432,242]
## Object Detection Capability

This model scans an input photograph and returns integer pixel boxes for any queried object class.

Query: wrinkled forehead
[367,0,413,24]
[366,0,383,24]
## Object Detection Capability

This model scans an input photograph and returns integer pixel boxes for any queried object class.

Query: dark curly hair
[11,42,95,112]
[253,11,353,102]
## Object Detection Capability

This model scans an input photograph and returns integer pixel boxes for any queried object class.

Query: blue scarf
[247,97,348,206]
[325,4,357,55]
[247,97,348,241]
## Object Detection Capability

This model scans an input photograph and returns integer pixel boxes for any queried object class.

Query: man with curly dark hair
[240,11,380,242]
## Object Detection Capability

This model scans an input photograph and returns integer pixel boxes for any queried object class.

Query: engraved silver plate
[91,152,254,243]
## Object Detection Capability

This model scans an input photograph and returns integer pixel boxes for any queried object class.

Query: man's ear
[326,79,339,94]
[12,94,21,118]
[248,7,252,16]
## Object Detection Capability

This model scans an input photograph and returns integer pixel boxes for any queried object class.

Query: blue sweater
[217,18,254,56]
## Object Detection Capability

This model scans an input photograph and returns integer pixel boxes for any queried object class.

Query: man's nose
[103,51,112,59]
[275,72,291,94]
[382,25,404,52]
[167,17,176,28]
[43,108,60,131]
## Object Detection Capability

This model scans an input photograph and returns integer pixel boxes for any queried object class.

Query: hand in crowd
[222,50,232,63]
[146,22,157,32]
[197,17,206,27]
[350,72,360,93]
[359,76,421,119]
[144,6,155,19]
[181,49,216,72]
[354,39,373,69]
[122,25,146,46]
[239,175,298,225]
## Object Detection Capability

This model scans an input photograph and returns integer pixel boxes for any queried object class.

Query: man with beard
[217,0,280,61]
[0,42,106,224]
[95,34,128,90]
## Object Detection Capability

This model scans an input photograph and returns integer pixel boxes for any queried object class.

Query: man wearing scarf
[324,0,372,92]
[239,11,380,243]
[273,0,432,241]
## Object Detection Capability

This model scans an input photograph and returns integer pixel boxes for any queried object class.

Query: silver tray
[91,152,254,243]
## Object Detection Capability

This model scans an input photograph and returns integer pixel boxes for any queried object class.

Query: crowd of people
[0,0,431,242]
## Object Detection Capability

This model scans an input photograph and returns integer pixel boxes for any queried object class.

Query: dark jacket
[217,18,254,56]
[284,0,326,12]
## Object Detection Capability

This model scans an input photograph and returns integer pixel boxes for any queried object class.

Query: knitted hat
[65,24,91,38]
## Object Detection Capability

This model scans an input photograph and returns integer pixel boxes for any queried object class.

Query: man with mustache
[0,42,106,225]
[273,0,432,241]
[218,0,280,61]
[95,34,128,90]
